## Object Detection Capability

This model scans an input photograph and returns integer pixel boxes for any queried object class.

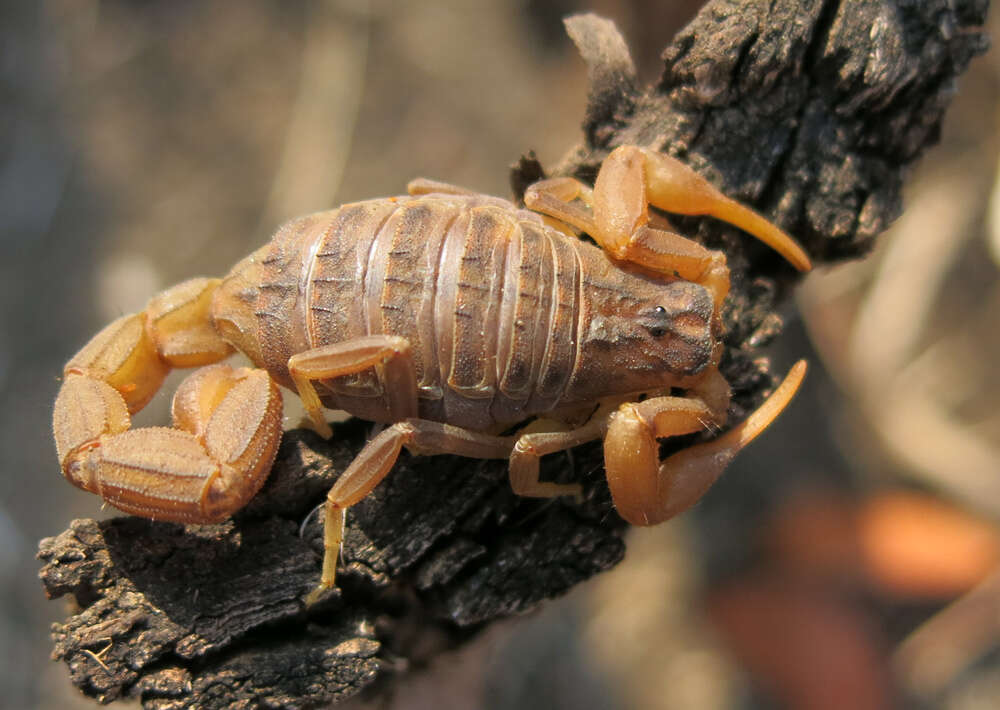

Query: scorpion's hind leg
[286,335,420,439]
[406,178,478,196]
[309,421,513,602]
[602,360,806,526]
[53,278,284,523]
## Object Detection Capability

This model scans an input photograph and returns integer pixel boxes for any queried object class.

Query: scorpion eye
[642,306,671,337]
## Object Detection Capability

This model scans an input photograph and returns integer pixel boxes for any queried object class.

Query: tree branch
[39,2,988,707]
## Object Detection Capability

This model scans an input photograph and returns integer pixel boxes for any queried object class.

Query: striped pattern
[252,194,588,430]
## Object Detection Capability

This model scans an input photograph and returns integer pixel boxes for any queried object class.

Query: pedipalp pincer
[53,144,810,600]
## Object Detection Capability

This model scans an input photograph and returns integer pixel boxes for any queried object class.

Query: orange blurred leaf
[859,491,1000,599]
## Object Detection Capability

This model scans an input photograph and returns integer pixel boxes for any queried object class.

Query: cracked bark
[38,2,988,708]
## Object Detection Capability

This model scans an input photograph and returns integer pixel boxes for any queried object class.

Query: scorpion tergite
[53,145,810,601]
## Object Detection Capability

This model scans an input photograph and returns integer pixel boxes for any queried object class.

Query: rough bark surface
[39,2,988,707]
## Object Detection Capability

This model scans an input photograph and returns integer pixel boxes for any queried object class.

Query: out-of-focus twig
[260,0,370,227]
[895,569,1000,698]
[801,167,1000,519]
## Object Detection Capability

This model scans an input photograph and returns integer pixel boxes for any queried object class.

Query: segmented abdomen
[254,194,583,430]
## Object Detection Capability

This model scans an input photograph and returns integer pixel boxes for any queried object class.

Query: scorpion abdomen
[249,194,587,430]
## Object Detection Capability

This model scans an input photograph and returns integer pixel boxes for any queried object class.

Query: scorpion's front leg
[507,415,612,500]
[53,279,284,523]
[309,420,513,602]
[603,361,806,526]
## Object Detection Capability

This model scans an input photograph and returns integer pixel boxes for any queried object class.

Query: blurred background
[2,1,999,708]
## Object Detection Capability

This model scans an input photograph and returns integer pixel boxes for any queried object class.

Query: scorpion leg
[406,178,478,196]
[603,360,806,526]
[508,416,610,500]
[53,278,284,523]
[287,335,419,439]
[522,177,600,236]
[310,420,513,600]
[523,177,594,230]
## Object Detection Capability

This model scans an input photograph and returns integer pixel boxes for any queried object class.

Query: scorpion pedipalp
[604,360,807,526]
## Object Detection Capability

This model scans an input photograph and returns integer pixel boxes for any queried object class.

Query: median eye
[643,306,670,337]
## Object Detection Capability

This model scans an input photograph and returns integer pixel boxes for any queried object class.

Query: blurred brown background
[3,1,999,708]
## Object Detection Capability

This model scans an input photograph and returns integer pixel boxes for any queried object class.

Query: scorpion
[53,145,810,600]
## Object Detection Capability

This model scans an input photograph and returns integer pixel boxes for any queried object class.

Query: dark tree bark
[38,2,988,708]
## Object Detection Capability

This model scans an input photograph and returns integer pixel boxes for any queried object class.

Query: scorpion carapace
[53,145,810,599]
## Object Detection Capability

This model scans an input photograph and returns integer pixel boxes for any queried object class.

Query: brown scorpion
[53,145,810,600]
